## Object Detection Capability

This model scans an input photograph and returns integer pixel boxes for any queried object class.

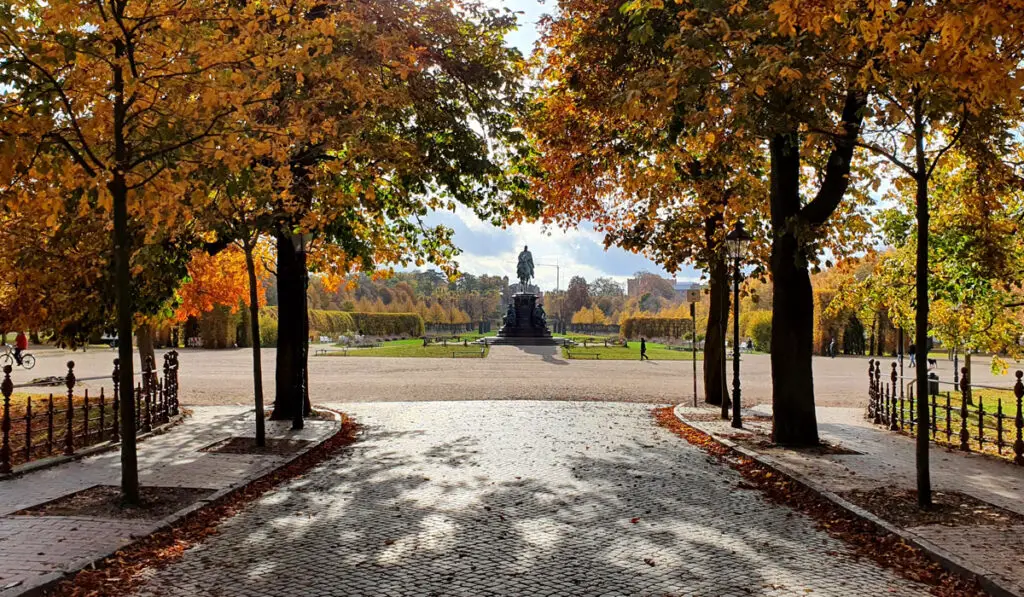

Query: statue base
[493,293,556,345]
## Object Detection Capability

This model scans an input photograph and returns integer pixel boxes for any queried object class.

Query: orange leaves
[174,244,270,322]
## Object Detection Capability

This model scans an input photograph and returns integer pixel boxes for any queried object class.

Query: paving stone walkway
[681,404,1024,597]
[0,407,338,596]
[130,401,930,597]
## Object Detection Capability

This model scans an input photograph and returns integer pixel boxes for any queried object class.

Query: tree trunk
[704,253,730,407]
[111,39,139,505]
[913,98,932,508]
[243,238,266,446]
[769,133,819,446]
[270,232,311,420]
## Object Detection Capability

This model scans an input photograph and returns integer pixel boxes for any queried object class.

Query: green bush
[748,311,772,352]
[259,308,423,340]
[621,316,693,340]
[259,313,279,347]
[351,312,424,337]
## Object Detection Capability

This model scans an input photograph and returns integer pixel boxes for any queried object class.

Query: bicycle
[0,344,36,370]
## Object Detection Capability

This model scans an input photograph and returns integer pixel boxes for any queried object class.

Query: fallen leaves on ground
[653,407,987,597]
[45,413,360,597]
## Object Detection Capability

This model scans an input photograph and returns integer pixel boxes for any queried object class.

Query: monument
[493,246,557,345]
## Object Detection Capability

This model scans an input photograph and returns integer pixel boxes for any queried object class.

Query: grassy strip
[562,344,703,361]
[47,413,360,597]
[653,407,985,597]
[328,343,487,358]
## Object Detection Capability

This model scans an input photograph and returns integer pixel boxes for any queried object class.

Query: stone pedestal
[494,293,555,345]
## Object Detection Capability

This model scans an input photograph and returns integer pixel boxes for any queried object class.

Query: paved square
[131,402,930,596]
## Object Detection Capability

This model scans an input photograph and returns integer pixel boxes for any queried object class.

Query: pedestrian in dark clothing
[908,343,917,368]
[828,337,837,358]
[640,338,650,361]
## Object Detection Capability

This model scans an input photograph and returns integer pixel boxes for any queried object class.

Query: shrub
[748,311,772,352]
[620,316,694,339]
[350,312,424,337]
[259,308,423,340]
[258,314,278,347]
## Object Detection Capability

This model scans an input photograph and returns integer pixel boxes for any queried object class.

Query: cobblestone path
[132,402,930,597]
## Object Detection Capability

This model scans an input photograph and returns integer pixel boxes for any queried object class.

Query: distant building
[627,273,702,299]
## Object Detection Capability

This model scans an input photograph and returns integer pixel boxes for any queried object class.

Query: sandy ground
[8,344,1012,409]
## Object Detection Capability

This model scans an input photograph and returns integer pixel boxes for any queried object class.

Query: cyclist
[14,331,27,366]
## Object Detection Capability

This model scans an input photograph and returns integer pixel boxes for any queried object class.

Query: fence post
[870,360,880,424]
[46,394,54,454]
[98,388,105,441]
[1014,371,1023,465]
[82,389,89,445]
[959,367,971,452]
[64,361,75,456]
[997,398,1005,454]
[170,351,180,416]
[890,363,899,431]
[143,357,153,433]
[945,393,952,442]
[111,359,120,442]
[978,396,986,451]
[874,363,882,422]
[24,397,32,462]
[135,382,142,430]
[1,365,13,474]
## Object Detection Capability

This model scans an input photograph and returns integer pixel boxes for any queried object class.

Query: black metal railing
[0,351,180,473]
[867,359,1024,465]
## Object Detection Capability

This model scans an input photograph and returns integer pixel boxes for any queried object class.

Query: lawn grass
[562,343,704,361]
[326,343,488,358]
[880,386,1024,464]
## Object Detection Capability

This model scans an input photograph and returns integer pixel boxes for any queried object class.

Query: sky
[419,0,698,292]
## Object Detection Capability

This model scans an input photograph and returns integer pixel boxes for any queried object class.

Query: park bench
[451,348,486,358]
[314,347,350,356]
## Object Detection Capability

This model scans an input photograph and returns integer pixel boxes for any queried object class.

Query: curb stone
[2,408,344,597]
[672,404,1024,597]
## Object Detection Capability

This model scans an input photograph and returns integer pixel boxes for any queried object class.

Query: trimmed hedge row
[258,308,424,346]
[350,312,424,337]
[621,316,694,340]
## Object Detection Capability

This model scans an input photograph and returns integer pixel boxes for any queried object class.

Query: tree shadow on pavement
[130,408,926,597]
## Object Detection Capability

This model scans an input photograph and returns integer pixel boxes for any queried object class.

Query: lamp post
[726,222,752,429]
[290,231,313,431]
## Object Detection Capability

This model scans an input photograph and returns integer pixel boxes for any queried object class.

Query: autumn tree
[201,0,533,423]
[1,0,282,502]
[565,276,592,319]
[529,0,768,410]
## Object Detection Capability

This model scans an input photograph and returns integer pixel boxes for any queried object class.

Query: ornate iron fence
[0,351,180,473]
[867,359,1024,465]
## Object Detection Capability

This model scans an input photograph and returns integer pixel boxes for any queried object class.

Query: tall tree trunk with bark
[769,133,819,445]
[243,237,266,446]
[767,89,866,446]
[270,232,311,420]
[913,96,932,508]
[704,253,730,407]
[110,38,139,505]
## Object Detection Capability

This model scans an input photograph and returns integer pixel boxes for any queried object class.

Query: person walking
[640,337,650,361]
[908,343,917,368]
[14,331,28,366]
[829,337,837,358]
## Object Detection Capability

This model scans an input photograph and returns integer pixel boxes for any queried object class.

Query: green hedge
[258,309,423,345]
[621,316,694,340]
[350,312,424,337]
